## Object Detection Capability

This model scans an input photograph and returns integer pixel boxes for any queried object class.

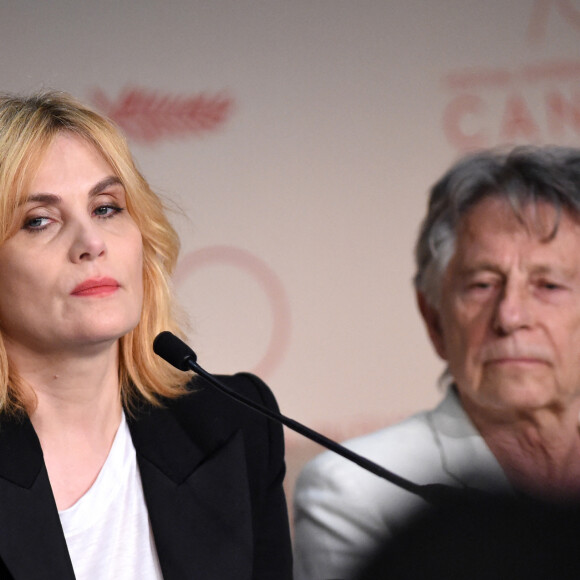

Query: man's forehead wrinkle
[452,217,580,283]
[460,197,565,244]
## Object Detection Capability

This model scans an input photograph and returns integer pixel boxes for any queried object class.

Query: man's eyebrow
[530,263,575,279]
[458,262,502,276]
[23,176,124,206]
[459,262,575,279]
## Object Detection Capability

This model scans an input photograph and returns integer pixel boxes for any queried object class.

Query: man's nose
[492,280,531,335]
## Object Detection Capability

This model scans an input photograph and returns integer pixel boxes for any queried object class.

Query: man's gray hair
[414,146,580,306]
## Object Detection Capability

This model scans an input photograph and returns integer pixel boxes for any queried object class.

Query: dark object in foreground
[356,491,580,580]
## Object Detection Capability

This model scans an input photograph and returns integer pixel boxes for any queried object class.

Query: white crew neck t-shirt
[58,413,163,579]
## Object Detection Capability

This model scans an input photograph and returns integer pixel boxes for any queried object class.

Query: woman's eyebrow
[24,192,61,205]
[88,175,123,198]
[23,176,124,206]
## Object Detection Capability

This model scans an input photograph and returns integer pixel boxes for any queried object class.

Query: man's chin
[459,377,559,417]
[478,382,558,414]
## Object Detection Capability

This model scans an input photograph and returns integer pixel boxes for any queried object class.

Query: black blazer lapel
[128,403,254,580]
[0,416,75,579]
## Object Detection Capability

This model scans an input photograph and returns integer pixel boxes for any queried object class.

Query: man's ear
[416,290,447,361]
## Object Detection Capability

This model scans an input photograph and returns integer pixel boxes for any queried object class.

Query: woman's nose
[68,220,106,263]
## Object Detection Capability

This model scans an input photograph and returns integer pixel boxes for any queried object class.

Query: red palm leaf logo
[89,87,234,143]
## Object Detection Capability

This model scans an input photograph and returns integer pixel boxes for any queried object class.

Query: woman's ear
[416,290,447,361]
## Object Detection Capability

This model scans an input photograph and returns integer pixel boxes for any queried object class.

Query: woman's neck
[8,338,120,410]
[7,341,125,510]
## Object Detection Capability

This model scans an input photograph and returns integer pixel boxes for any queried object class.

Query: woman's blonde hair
[0,90,189,414]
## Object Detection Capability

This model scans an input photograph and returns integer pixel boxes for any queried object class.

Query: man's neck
[463,394,580,500]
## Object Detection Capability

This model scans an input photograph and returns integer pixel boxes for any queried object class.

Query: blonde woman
[0,91,292,580]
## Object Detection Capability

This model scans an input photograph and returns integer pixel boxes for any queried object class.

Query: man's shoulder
[346,409,435,456]
[299,407,438,486]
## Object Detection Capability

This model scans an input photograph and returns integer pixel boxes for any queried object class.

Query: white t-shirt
[59,413,164,579]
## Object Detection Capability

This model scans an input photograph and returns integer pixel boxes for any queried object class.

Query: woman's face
[0,132,144,357]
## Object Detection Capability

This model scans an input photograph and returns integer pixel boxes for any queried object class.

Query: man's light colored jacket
[292,388,512,580]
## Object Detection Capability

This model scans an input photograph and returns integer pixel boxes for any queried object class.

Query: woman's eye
[23,216,51,231]
[94,205,123,218]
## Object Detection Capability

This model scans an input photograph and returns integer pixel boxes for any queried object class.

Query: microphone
[153,330,197,371]
[153,331,454,504]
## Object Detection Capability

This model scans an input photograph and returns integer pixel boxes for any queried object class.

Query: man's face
[421,196,580,417]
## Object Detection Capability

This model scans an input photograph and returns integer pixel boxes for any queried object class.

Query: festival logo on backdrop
[442,0,580,153]
[527,0,580,42]
[89,87,234,143]
[174,246,291,378]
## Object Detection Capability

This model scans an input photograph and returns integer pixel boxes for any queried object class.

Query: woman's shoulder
[173,372,279,419]
[163,372,283,456]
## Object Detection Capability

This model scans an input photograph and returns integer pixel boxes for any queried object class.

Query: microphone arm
[153,331,451,504]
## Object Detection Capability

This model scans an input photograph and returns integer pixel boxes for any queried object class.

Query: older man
[293,146,580,580]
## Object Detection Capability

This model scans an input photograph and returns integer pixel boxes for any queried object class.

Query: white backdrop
[2,0,580,519]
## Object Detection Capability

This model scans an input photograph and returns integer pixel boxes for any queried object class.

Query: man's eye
[540,281,562,291]
[468,281,493,290]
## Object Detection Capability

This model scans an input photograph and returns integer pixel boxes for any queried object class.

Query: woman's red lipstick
[71,277,120,297]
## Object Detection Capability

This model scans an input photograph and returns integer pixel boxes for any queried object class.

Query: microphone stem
[190,360,444,503]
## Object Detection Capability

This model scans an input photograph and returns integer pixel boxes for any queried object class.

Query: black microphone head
[153,331,197,371]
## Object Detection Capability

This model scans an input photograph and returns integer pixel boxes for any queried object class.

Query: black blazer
[0,373,293,579]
